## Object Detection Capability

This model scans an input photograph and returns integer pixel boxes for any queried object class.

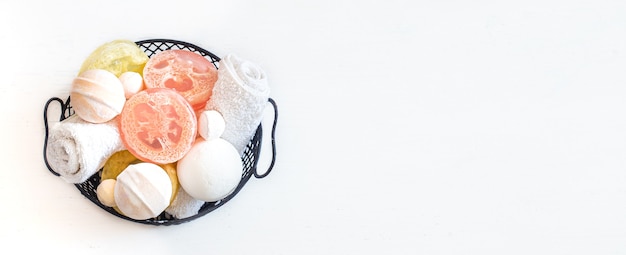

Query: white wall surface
[1,0,626,254]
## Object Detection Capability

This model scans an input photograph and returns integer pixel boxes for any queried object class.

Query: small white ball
[114,163,172,220]
[198,110,225,140]
[119,71,144,99]
[177,138,242,202]
[96,179,117,207]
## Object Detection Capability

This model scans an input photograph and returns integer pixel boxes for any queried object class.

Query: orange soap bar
[119,88,197,164]
[143,50,218,111]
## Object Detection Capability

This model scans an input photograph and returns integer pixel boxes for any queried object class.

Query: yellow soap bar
[79,40,149,77]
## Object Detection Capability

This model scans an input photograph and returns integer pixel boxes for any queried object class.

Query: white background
[1,0,626,254]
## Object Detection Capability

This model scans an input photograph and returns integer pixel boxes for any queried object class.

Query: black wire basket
[42,39,278,226]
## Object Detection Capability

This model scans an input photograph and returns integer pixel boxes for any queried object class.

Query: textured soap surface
[143,49,218,110]
[119,88,197,164]
[79,40,149,77]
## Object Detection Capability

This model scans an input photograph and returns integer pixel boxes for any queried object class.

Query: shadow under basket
[42,39,278,226]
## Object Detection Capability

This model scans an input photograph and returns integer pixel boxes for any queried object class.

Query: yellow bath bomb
[160,162,180,204]
[102,150,141,180]
[79,39,149,77]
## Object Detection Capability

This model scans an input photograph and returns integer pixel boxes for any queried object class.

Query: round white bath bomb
[96,179,117,207]
[71,69,126,123]
[114,163,173,220]
[119,71,144,99]
[198,110,225,140]
[177,138,242,202]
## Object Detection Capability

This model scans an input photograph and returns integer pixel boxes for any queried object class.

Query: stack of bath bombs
[71,39,243,220]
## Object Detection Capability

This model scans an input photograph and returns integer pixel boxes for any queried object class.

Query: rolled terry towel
[165,187,205,219]
[204,54,270,155]
[46,115,126,183]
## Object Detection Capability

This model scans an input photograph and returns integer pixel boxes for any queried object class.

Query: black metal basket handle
[43,96,74,176]
[254,98,278,179]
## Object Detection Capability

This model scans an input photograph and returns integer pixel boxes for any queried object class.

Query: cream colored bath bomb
[118,71,144,99]
[96,179,117,207]
[198,110,225,140]
[70,69,126,123]
[114,163,173,220]
[177,138,242,202]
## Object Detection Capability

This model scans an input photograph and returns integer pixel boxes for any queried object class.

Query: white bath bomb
[96,179,117,207]
[71,69,126,123]
[119,71,144,99]
[114,163,173,220]
[198,110,225,140]
[177,138,242,202]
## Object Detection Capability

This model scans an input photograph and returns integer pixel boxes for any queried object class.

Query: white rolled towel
[46,115,126,183]
[204,54,270,155]
[165,187,205,219]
